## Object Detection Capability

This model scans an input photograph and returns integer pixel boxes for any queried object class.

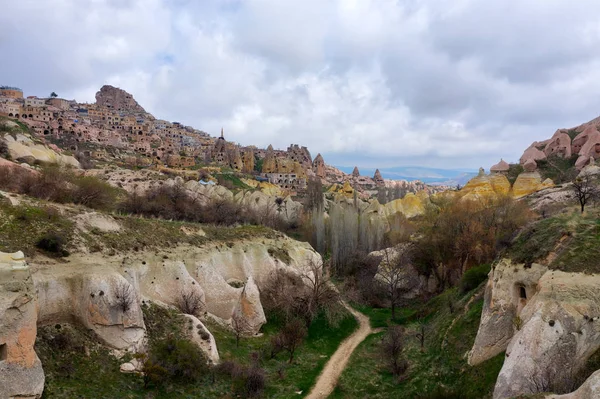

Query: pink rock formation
[523,158,537,172]
[352,166,360,177]
[544,130,572,158]
[373,169,384,185]
[95,85,145,113]
[490,159,509,173]
[520,144,547,167]
[312,153,326,179]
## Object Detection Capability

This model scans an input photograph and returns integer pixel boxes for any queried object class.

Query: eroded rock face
[460,173,511,198]
[4,133,80,168]
[546,369,600,399]
[511,171,553,198]
[484,268,600,399]
[95,85,145,113]
[32,236,320,337]
[469,259,548,366]
[0,251,45,399]
[184,315,220,365]
[34,270,145,350]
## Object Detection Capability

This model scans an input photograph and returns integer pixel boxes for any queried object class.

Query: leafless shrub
[572,171,599,213]
[262,258,342,327]
[232,313,252,348]
[0,138,9,159]
[112,280,136,314]
[382,325,408,378]
[276,318,307,363]
[178,288,205,316]
[377,245,420,320]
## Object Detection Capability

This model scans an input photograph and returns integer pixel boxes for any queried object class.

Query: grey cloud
[3,0,600,170]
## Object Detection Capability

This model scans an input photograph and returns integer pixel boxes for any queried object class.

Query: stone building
[0,86,23,99]
[24,97,45,107]
[264,173,307,190]
[46,98,71,110]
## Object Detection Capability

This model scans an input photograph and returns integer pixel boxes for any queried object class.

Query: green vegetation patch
[507,163,524,185]
[507,210,600,273]
[86,217,279,252]
[210,311,358,397]
[0,202,74,256]
[507,214,570,266]
[214,172,253,191]
[334,287,503,399]
[36,303,358,398]
[536,154,578,184]
[551,216,600,273]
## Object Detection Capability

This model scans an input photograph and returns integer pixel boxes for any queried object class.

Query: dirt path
[304,304,373,399]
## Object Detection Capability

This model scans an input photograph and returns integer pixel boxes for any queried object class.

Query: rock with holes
[493,270,600,399]
[184,314,220,364]
[34,270,145,350]
[469,259,548,366]
[0,251,45,399]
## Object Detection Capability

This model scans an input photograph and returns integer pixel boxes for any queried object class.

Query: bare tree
[299,258,343,326]
[279,319,307,363]
[178,288,205,316]
[415,320,427,351]
[377,245,419,320]
[261,258,342,327]
[381,326,408,378]
[572,171,599,213]
[231,313,252,348]
[112,280,136,314]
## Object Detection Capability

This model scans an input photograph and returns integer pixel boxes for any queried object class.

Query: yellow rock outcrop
[460,171,553,199]
[511,172,553,198]
[461,173,511,198]
[383,192,427,218]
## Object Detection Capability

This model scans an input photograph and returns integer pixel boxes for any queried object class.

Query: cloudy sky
[2,0,600,170]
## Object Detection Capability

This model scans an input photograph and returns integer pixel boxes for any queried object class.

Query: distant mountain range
[336,166,477,186]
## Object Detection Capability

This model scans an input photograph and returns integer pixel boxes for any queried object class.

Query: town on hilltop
[0,84,430,198]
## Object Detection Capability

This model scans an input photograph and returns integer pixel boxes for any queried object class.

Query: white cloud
[3,0,600,169]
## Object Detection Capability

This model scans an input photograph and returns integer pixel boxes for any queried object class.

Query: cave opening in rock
[0,343,7,361]
[519,286,527,299]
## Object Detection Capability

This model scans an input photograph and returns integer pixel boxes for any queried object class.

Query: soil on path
[305,304,373,399]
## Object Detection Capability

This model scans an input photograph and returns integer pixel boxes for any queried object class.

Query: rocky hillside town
[0,85,432,200]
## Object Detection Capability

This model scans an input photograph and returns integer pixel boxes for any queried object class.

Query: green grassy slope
[332,288,504,399]
[36,304,357,398]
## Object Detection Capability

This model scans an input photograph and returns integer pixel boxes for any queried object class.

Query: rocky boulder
[493,270,600,398]
[460,172,511,198]
[4,132,80,168]
[0,251,45,399]
[544,130,572,158]
[490,159,510,173]
[511,171,553,198]
[95,85,145,113]
[34,268,145,350]
[469,259,548,366]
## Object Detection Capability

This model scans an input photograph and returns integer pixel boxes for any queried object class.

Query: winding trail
[305,304,373,399]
